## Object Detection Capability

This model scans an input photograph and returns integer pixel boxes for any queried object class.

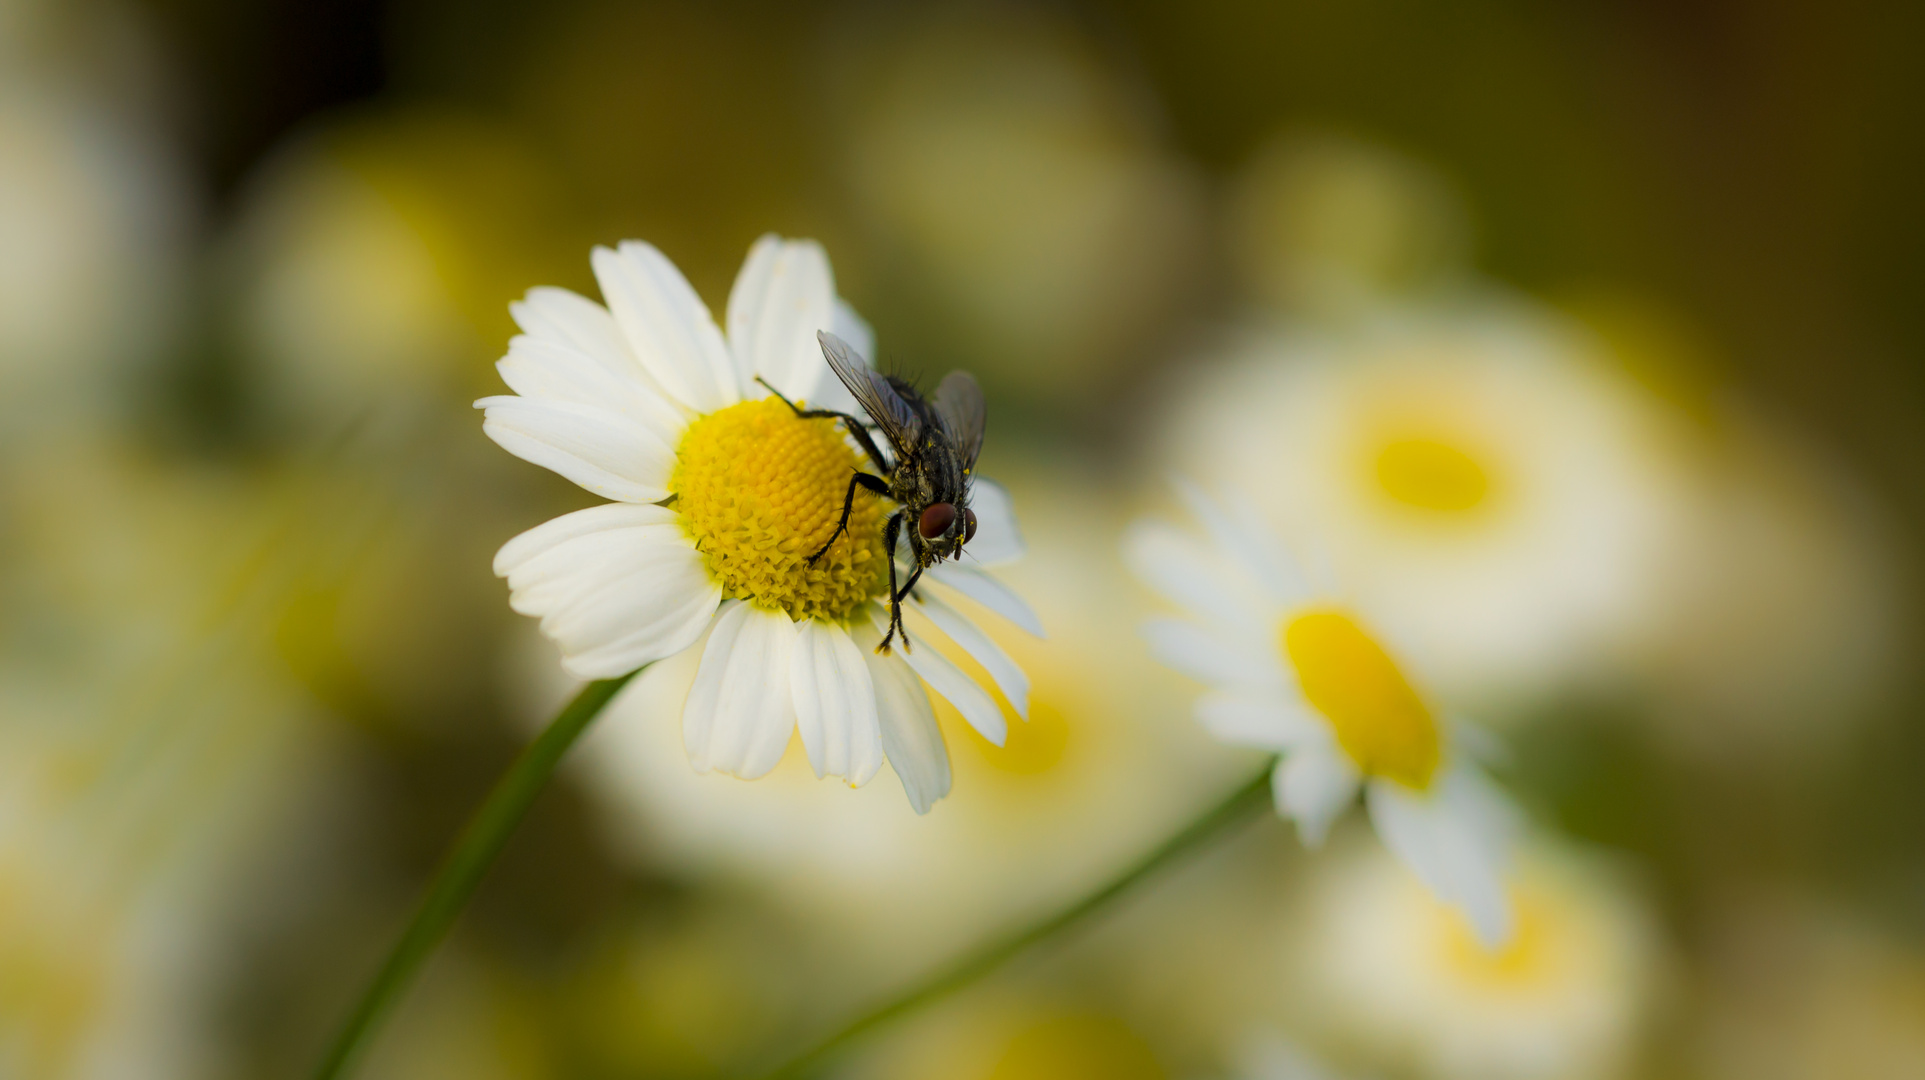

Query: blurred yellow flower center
[1440,881,1552,983]
[1282,609,1440,789]
[1374,436,1490,512]
[977,698,1070,776]
[670,397,888,621]
[988,1014,1166,1080]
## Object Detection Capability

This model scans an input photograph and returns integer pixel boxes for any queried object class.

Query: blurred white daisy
[0,14,193,432]
[1126,483,1517,944]
[1295,840,1666,1080]
[227,109,581,434]
[1227,132,1470,320]
[479,235,1036,811]
[1154,299,1689,703]
[835,5,1203,399]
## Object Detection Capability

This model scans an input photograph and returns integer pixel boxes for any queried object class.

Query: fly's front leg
[810,471,890,565]
[756,375,893,473]
[877,511,909,654]
[882,563,926,655]
[894,564,925,605]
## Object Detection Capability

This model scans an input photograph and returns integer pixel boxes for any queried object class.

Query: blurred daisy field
[5,1,1925,1078]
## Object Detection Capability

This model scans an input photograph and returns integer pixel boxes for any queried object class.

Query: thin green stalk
[312,671,642,1080]
[750,761,1278,1080]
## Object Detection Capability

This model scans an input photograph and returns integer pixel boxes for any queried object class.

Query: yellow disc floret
[669,396,889,621]
[1374,435,1492,513]
[1282,609,1441,790]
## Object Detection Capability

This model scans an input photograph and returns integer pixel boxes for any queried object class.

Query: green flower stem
[312,670,642,1080]
[750,760,1278,1080]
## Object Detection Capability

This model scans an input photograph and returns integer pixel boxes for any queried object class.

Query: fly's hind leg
[756,375,894,474]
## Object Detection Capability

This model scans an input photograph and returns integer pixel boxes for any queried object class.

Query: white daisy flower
[1126,482,1518,944]
[1153,300,1691,702]
[478,235,1036,812]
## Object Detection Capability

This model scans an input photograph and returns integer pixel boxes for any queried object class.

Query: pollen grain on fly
[669,397,889,621]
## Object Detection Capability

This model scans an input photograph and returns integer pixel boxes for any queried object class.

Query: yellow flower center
[669,397,889,621]
[1373,435,1491,512]
[1439,881,1552,983]
[1281,609,1440,789]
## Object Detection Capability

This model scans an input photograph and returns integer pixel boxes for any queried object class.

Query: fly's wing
[817,330,921,456]
[932,370,986,472]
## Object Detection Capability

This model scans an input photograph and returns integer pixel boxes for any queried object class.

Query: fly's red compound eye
[963,508,978,543]
[918,502,957,540]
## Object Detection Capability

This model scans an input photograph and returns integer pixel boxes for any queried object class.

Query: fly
[758,330,985,654]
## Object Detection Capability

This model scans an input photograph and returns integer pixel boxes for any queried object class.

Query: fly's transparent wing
[817,330,921,455]
[932,371,986,471]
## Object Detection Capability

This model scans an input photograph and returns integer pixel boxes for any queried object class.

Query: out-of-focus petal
[1142,617,1283,691]
[961,478,1024,566]
[1195,690,1320,750]
[1123,519,1266,636]
[1366,774,1514,946]
[1277,745,1360,847]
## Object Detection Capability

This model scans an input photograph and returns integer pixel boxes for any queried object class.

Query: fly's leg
[881,562,927,655]
[756,376,893,473]
[810,471,890,565]
[876,511,910,654]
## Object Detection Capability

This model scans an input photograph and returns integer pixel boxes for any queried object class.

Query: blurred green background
[3,0,1923,1077]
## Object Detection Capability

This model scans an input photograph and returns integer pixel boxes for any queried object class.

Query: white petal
[853,619,951,813]
[1142,618,1283,691]
[494,502,677,574]
[808,298,874,414]
[1123,519,1265,636]
[1195,690,1321,750]
[1366,774,1515,946]
[728,234,836,401]
[1449,716,1512,767]
[478,396,676,503]
[873,603,1006,746]
[1275,746,1359,847]
[683,602,799,779]
[960,478,1024,566]
[495,334,686,444]
[1172,477,1307,608]
[790,619,884,785]
[495,505,721,678]
[512,286,631,364]
[509,286,687,416]
[911,591,1029,719]
[923,562,1045,638]
[592,242,738,412]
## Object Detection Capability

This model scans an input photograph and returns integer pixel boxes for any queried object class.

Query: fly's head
[914,497,977,565]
